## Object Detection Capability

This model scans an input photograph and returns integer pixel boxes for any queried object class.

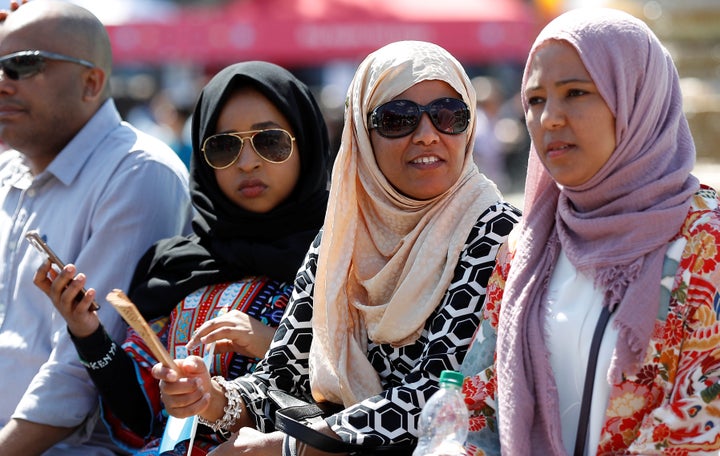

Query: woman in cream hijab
[153,40,520,455]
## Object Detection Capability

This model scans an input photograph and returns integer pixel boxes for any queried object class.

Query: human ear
[81,67,106,101]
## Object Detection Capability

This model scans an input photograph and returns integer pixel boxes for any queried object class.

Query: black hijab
[128,62,330,319]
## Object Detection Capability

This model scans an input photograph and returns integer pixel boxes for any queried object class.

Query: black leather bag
[267,389,415,455]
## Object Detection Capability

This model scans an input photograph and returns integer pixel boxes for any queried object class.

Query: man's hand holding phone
[28,231,102,338]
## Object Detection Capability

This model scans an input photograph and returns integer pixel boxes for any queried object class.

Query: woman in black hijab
[40,61,330,455]
[129,61,330,319]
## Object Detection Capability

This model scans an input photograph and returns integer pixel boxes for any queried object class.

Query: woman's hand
[0,0,28,21]
[33,260,100,338]
[209,429,283,455]
[152,356,226,421]
[207,424,348,456]
[187,309,276,359]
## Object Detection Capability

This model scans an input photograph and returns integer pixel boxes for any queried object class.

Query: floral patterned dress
[460,187,720,455]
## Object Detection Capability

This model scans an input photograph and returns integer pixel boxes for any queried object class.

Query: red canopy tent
[105,0,541,67]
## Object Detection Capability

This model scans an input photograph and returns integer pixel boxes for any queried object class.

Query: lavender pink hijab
[496,8,699,455]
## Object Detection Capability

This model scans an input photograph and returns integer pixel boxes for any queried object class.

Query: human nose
[540,98,566,130]
[0,70,17,93]
[411,113,439,145]
[234,137,262,171]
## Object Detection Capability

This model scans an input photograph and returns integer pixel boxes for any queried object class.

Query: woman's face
[211,87,301,213]
[524,40,616,187]
[369,80,468,200]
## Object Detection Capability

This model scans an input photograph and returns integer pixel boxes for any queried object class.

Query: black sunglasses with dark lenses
[202,128,296,169]
[0,50,95,80]
[368,97,471,138]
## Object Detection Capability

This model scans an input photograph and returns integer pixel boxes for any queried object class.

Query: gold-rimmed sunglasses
[201,128,296,169]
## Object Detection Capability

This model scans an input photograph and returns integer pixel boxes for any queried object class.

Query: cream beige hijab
[309,40,503,405]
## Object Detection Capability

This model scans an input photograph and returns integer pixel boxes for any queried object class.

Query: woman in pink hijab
[460,7,720,456]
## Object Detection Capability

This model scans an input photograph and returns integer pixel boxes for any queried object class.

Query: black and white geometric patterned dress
[231,202,521,448]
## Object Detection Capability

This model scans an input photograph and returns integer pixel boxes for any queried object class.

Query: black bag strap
[269,389,413,455]
[574,305,612,456]
[275,404,358,453]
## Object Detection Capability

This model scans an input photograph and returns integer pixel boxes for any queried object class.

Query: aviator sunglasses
[202,128,296,169]
[368,97,471,138]
[0,50,95,80]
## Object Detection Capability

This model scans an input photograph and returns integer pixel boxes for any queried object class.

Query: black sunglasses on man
[0,50,95,80]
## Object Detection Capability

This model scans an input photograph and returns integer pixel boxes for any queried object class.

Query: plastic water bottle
[413,370,469,456]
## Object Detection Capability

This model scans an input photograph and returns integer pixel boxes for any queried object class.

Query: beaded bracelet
[197,376,243,433]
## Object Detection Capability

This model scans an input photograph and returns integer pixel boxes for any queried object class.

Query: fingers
[160,376,210,418]
[0,0,27,21]
[62,268,87,302]
[57,266,94,313]
[10,0,28,10]
[210,340,238,354]
[151,356,205,382]
[34,260,100,336]
[47,264,78,299]
[152,361,180,383]
[33,259,54,294]
[213,428,284,454]
[189,326,244,355]
[34,261,76,309]
[188,311,273,358]
[178,355,210,375]
[153,357,212,418]
[73,287,97,313]
[187,314,237,350]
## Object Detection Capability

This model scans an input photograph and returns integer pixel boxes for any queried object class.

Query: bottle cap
[439,370,464,388]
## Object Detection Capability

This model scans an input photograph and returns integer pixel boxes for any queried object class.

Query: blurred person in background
[471,75,510,192]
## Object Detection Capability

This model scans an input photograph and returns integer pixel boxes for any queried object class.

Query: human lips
[544,141,574,159]
[0,103,25,120]
[237,179,267,197]
[409,154,442,166]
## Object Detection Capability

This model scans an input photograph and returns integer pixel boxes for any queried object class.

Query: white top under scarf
[546,249,619,456]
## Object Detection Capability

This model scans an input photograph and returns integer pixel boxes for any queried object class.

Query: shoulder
[83,108,188,182]
[476,201,522,225]
[680,186,720,239]
[668,186,720,303]
[457,202,521,277]
[121,124,188,174]
[467,201,522,241]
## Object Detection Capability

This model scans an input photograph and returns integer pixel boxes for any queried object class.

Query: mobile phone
[25,230,100,311]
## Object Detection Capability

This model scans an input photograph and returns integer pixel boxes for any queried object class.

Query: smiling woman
[369,80,469,200]
[152,40,520,456]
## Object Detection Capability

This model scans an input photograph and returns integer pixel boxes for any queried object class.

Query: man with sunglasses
[0,1,191,455]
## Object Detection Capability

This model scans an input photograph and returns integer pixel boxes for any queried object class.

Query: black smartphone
[25,230,100,311]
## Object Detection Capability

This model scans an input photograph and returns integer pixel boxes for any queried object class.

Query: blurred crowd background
[4,0,719,193]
